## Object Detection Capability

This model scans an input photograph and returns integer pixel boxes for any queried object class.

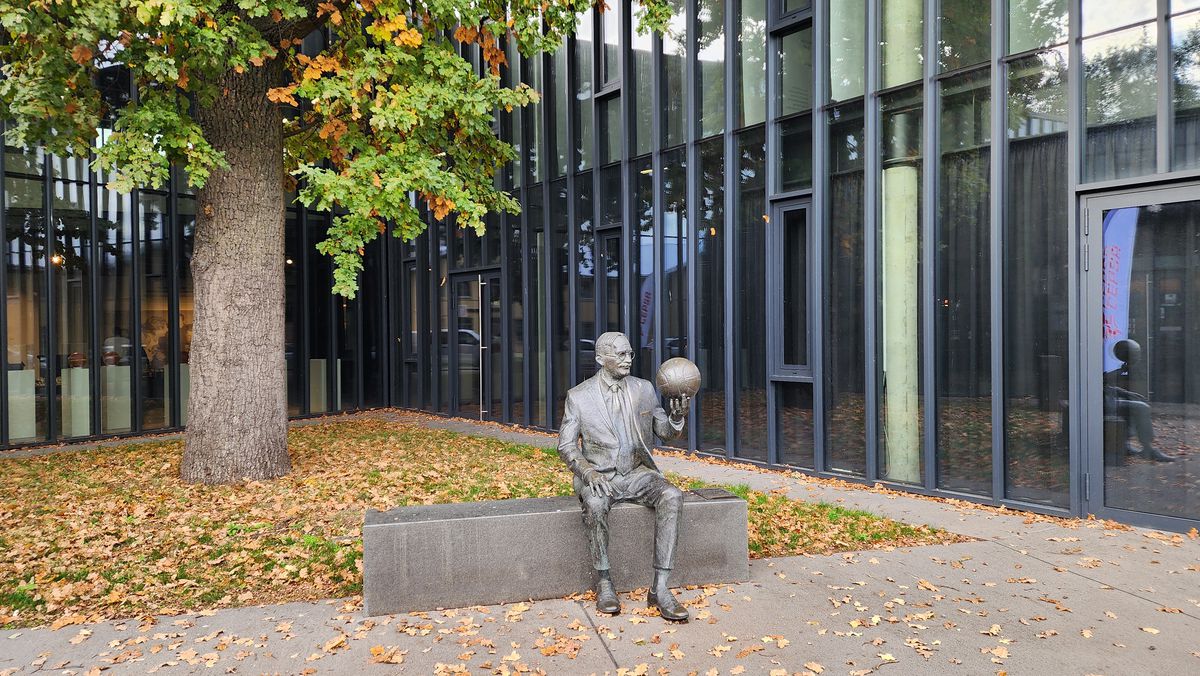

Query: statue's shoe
[596,578,621,614]
[648,589,689,622]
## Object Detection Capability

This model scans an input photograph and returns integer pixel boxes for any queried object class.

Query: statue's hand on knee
[583,468,615,498]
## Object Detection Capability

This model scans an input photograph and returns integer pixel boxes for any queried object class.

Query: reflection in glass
[575,11,594,171]
[526,54,544,184]
[576,173,596,382]
[663,0,687,148]
[1006,49,1070,507]
[5,176,49,443]
[1099,201,1200,522]
[780,28,813,117]
[505,39,522,188]
[697,138,725,453]
[1008,0,1067,54]
[632,157,655,381]
[1084,23,1158,182]
[177,195,195,423]
[938,0,990,72]
[880,0,923,89]
[600,163,622,226]
[734,128,767,461]
[52,181,92,438]
[551,45,570,179]
[508,213,526,422]
[139,193,170,430]
[697,0,726,138]
[662,148,688,363]
[98,189,133,433]
[829,0,866,102]
[1173,11,1200,170]
[602,1,620,85]
[779,114,813,193]
[551,179,570,426]
[826,103,867,475]
[878,86,924,484]
[453,278,481,417]
[1081,0,1155,37]
[937,69,992,496]
[736,0,767,128]
[778,382,815,468]
[633,23,654,155]
[600,96,621,165]
[528,190,546,426]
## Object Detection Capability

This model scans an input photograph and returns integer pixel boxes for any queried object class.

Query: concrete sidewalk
[3,410,1198,675]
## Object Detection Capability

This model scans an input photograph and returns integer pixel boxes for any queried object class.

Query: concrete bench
[362,488,749,616]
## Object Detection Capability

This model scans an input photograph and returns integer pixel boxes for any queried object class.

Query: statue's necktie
[610,383,635,475]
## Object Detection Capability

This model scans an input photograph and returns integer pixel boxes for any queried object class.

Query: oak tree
[0,0,665,483]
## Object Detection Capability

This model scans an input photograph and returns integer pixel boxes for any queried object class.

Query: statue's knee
[661,486,684,509]
[582,497,610,525]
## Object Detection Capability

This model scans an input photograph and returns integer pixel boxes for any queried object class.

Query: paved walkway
[3,410,1199,675]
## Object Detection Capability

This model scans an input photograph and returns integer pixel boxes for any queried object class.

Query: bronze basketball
[655,357,701,399]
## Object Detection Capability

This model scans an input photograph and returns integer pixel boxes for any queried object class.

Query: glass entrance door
[1083,186,1200,530]
[449,272,501,420]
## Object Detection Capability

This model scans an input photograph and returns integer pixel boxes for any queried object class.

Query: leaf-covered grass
[0,419,958,628]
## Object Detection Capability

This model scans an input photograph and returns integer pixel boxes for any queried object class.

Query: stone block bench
[362,488,749,616]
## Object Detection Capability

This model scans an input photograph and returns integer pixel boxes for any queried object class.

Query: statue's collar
[597,370,627,393]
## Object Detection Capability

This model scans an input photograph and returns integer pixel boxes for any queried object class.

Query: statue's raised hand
[667,394,691,422]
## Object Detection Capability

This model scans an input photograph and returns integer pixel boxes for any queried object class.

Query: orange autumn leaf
[70,44,93,65]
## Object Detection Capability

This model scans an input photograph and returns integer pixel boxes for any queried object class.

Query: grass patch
[0,419,958,628]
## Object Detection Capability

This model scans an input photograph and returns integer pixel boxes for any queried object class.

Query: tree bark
[180,61,291,484]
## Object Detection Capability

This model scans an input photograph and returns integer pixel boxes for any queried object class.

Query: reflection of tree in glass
[1174,21,1200,112]
[1007,49,1068,137]
[1084,26,1158,125]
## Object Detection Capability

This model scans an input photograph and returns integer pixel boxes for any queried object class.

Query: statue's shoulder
[567,377,598,398]
[624,375,655,395]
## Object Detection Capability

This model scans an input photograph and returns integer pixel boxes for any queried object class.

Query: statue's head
[595,332,633,380]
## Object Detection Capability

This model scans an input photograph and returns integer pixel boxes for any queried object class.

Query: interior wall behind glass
[736,0,768,128]
[826,103,867,475]
[734,128,767,461]
[508,212,526,423]
[936,69,992,496]
[880,0,923,89]
[697,0,726,138]
[697,138,725,453]
[4,174,49,443]
[877,86,924,485]
[139,192,170,430]
[52,180,93,439]
[1005,48,1070,507]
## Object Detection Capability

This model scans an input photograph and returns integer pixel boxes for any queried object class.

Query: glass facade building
[5,1,1200,532]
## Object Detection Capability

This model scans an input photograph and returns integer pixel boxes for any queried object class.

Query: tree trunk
[180,62,291,484]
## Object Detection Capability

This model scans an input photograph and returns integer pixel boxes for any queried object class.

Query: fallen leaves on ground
[2,418,960,628]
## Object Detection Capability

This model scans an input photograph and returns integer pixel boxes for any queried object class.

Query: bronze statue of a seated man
[556,332,691,621]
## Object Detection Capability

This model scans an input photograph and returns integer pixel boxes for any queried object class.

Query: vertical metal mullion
[921,0,938,489]
[764,5,779,466]
[44,154,58,443]
[812,0,829,473]
[685,0,699,452]
[299,205,311,415]
[722,0,736,458]
[863,0,880,482]
[88,148,101,436]
[166,170,181,429]
[1157,0,1171,173]
[651,20,664,380]
[990,0,1007,502]
[1066,0,1084,516]
[0,125,7,446]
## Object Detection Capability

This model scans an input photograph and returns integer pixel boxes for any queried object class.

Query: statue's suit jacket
[557,373,683,479]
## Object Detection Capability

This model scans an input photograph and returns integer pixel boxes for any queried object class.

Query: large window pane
[778,26,813,193]
[575,11,595,172]
[697,138,725,453]
[734,128,767,460]
[528,191,547,426]
[551,179,569,426]
[878,86,924,484]
[1005,48,1070,507]
[505,39,522,188]
[736,0,767,128]
[829,0,866,102]
[663,0,687,148]
[1172,10,1200,170]
[508,213,525,423]
[1008,0,1067,54]
[633,157,655,381]
[526,55,544,184]
[52,181,92,438]
[139,193,170,430]
[1081,0,1156,37]
[575,173,596,382]
[5,176,48,443]
[600,96,621,165]
[697,0,726,138]
[782,208,808,368]
[1084,23,1158,182]
[778,382,815,468]
[826,103,867,475]
[662,147,688,362]
[551,45,570,179]
[602,2,620,85]
[98,189,133,433]
[177,195,195,424]
[937,69,992,496]
[880,0,923,89]
[285,209,302,415]
[308,213,333,414]
[633,25,654,155]
[939,0,990,72]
